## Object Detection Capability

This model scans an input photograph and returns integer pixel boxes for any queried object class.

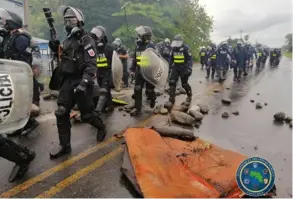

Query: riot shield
[0,59,33,134]
[111,50,123,92]
[140,48,169,91]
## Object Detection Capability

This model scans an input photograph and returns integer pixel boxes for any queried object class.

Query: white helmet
[164,38,170,43]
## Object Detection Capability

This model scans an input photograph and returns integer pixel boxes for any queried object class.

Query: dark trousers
[169,67,192,103]
[122,60,129,87]
[134,71,156,111]
[96,69,113,112]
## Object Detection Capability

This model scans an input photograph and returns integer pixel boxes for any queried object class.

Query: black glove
[48,40,60,53]
[185,69,192,76]
[74,79,88,93]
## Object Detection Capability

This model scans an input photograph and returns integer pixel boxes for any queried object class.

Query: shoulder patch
[87,49,96,57]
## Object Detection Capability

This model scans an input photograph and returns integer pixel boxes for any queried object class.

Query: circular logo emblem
[236,157,275,197]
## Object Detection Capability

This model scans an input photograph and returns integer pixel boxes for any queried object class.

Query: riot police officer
[232,41,248,82]
[270,48,279,66]
[112,38,129,88]
[90,26,114,114]
[129,25,157,116]
[0,8,36,182]
[165,34,193,108]
[216,41,233,82]
[161,38,172,63]
[0,9,39,136]
[206,43,217,79]
[199,46,207,70]
[48,6,106,159]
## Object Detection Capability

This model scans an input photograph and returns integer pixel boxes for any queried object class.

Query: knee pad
[55,106,67,117]
[134,85,142,92]
[182,83,190,89]
[169,80,176,87]
[99,88,108,96]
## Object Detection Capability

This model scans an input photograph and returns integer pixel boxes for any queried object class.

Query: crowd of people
[0,5,282,183]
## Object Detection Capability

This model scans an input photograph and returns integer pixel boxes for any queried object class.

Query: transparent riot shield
[0,59,33,134]
[111,50,123,92]
[140,48,169,91]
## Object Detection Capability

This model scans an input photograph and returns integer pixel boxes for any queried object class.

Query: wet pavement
[0,58,292,198]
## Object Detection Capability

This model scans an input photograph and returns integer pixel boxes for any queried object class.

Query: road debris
[189,111,203,121]
[250,99,255,103]
[188,105,200,114]
[213,89,220,93]
[285,117,292,123]
[264,102,268,106]
[171,111,196,126]
[274,112,286,122]
[232,111,239,116]
[222,112,229,118]
[222,98,232,105]
[159,106,168,115]
[255,103,263,109]
[198,104,209,114]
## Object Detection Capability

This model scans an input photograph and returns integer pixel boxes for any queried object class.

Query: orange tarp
[124,128,247,198]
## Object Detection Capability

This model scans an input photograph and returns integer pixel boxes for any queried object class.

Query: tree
[284,33,292,52]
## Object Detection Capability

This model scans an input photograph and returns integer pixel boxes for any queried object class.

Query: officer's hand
[186,69,192,76]
[49,40,60,53]
[130,72,134,76]
[75,84,87,93]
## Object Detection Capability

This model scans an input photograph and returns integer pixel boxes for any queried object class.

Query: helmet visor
[0,9,12,27]
[171,40,183,48]
[90,27,103,39]
[64,17,78,26]
[113,39,122,47]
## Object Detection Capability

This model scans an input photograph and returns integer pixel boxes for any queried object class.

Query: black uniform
[168,44,193,104]
[116,45,129,87]
[49,30,106,158]
[95,44,114,113]
[0,8,35,182]
[3,30,40,136]
[130,42,157,112]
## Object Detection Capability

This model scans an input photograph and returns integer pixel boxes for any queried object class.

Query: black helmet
[171,34,184,48]
[135,25,152,45]
[90,25,108,45]
[0,8,23,30]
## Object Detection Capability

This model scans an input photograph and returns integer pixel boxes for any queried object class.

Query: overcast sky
[198,0,293,47]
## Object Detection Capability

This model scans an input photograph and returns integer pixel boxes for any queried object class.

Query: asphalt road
[0,58,291,198]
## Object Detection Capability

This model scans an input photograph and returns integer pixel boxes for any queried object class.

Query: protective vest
[136,51,143,67]
[257,52,262,57]
[173,52,185,64]
[96,53,108,67]
[272,53,277,56]
[200,51,206,56]
[210,51,217,60]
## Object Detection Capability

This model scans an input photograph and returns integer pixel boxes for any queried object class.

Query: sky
[198,0,293,47]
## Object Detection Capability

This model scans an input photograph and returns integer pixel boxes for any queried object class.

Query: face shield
[113,39,122,48]
[90,27,103,42]
[135,26,147,38]
[171,40,183,48]
[0,9,12,28]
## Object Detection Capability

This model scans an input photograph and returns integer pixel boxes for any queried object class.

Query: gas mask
[136,36,143,46]
[64,17,78,33]
[0,27,8,38]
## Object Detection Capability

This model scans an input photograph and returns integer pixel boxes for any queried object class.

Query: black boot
[131,87,142,117]
[22,118,39,136]
[0,137,36,182]
[50,131,72,159]
[90,115,106,142]
[206,68,210,79]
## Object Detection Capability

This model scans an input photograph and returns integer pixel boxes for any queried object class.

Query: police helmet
[135,25,152,41]
[171,34,184,48]
[0,8,23,30]
[165,38,170,44]
[113,38,122,47]
[61,6,84,27]
[90,26,107,43]
[221,41,228,48]
[237,41,242,47]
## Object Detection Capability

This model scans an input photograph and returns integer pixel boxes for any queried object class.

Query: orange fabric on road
[124,128,247,198]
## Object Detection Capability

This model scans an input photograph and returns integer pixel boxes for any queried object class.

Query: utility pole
[121,2,130,40]
[23,0,30,32]
[240,30,243,40]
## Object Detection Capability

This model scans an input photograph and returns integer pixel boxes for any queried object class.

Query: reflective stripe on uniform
[137,56,142,66]
[272,53,277,56]
[174,55,185,64]
[257,52,262,57]
[211,54,216,60]
[201,52,206,56]
[97,57,108,68]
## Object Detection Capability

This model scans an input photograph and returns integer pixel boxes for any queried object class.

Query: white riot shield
[140,48,169,91]
[111,50,123,92]
[0,59,33,134]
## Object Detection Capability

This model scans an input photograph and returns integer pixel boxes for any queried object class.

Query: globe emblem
[253,162,258,168]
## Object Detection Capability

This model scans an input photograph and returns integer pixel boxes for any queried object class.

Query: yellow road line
[36,146,124,198]
[0,136,118,198]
